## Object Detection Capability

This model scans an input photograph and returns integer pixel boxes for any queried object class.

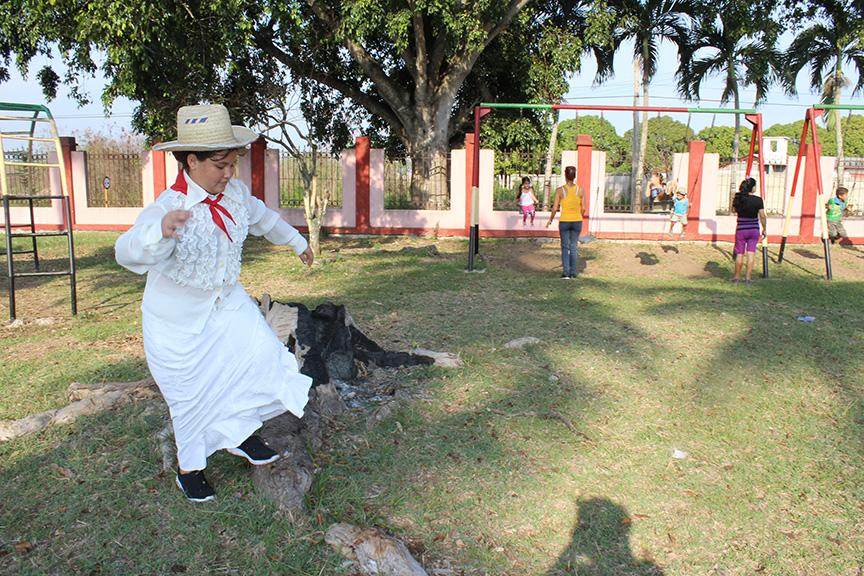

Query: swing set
[468,103,768,273]
[777,103,864,281]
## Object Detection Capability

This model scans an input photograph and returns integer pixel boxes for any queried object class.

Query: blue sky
[4,39,864,141]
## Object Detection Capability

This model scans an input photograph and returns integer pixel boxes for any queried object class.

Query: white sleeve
[245,191,309,255]
[114,198,177,274]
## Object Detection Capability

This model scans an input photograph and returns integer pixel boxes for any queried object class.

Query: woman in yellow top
[546,166,585,278]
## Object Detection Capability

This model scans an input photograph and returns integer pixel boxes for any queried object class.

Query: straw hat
[152,104,258,151]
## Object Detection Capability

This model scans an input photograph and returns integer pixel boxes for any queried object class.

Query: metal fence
[2,151,53,205]
[85,152,143,207]
[384,154,451,210]
[714,161,789,215]
[603,173,678,213]
[714,159,864,217]
[603,172,635,212]
[278,152,343,209]
[492,151,555,211]
[832,158,864,217]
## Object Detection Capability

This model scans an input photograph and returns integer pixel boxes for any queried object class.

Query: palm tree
[530,3,613,209]
[678,1,782,196]
[530,23,586,210]
[786,0,864,186]
[600,0,697,210]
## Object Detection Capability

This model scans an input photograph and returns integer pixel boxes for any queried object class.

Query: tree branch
[251,29,407,141]
[305,0,413,127]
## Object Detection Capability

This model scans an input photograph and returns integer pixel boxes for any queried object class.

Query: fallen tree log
[325,522,429,576]
[0,378,158,442]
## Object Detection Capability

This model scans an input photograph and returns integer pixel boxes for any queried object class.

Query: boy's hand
[299,246,314,267]
[161,209,191,239]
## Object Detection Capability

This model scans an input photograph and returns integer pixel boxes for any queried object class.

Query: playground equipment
[0,102,77,321]
[468,103,768,274]
[777,104,864,280]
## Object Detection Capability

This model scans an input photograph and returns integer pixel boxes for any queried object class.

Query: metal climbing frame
[0,102,77,321]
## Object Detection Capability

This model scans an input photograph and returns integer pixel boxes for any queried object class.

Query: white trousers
[143,290,312,471]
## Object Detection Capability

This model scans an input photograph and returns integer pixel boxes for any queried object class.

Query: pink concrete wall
[3,138,860,245]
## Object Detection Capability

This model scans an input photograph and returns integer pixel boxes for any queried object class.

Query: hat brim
[152,126,259,151]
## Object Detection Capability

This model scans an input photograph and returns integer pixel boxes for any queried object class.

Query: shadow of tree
[546,498,664,576]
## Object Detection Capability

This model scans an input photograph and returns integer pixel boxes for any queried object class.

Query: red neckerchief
[171,171,236,242]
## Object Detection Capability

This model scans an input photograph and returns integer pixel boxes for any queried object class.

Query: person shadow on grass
[546,498,664,576]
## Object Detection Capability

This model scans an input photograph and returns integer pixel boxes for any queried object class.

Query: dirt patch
[487,239,732,280]
[821,244,864,279]
[2,333,78,362]
[483,238,863,282]
[596,242,726,279]
[483,239,561,275]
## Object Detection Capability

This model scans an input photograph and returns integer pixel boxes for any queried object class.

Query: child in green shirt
[825,187,849,244]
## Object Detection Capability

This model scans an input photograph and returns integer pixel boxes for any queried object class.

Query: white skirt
[143,289,312,471]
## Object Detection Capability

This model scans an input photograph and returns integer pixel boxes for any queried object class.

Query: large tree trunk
[542,108,561,211]
[403,100,454,209]
[409,146,450,209]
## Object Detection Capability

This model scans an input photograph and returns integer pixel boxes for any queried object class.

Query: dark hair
[172,149,235,171]
[837,186,849,196]
[521,176,531,185]
[564,166,576,181]
[732,177,757,214]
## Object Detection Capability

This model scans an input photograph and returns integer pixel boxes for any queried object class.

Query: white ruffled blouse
[115,172,308,334]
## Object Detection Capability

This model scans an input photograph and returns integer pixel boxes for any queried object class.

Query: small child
[667,188,689,238]
[517,176,539,227]
[826,186,850,244]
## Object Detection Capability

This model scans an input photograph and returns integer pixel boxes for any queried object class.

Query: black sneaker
[227,435,280,465]
[176,470,215,502]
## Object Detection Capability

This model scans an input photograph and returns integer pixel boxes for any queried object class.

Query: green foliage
[678,0,783,108]
[480,113,548,153]
[602,0,698,83]
[527,24,584,104]
[0,0,616,161]
[697,125,751,163]
[623,115,694,173]
[840,113,864,156]
[764,119,835,156]
[785,1,864,99]
[763,113,864,157]
[557,115,629,171]
[784,0,864,164]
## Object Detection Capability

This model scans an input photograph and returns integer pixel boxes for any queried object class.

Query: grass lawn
[1,231,863,575]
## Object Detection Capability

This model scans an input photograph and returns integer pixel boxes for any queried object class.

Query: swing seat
[649,199,673,212]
